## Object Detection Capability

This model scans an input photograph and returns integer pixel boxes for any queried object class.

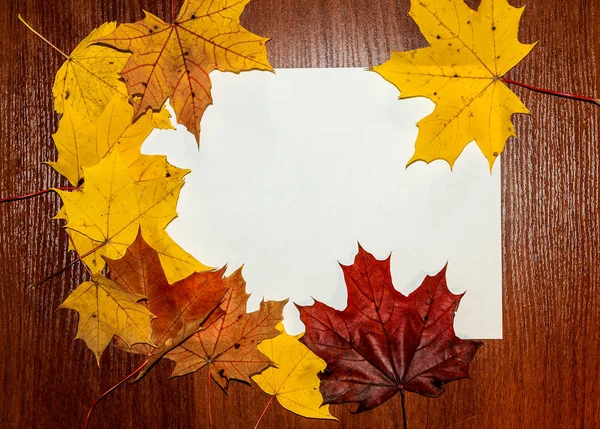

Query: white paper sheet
[142,68,502,339]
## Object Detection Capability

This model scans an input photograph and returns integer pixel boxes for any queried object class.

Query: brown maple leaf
[97,0,273,143]
[297,246,482,412]
[104,231,227,363]
[166,268,286,389]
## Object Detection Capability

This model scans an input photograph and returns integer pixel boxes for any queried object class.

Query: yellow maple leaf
[60,274,155,364]
[53,22,129,122]
[50,95,181,186]
[373,0,536,169]
[97,0,273,143]
[57,150,210,283]
[252,323,336,421]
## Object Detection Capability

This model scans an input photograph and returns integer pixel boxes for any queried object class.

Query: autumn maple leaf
[60,274,155,364]
[252,323,336,421]
[167,268,286,388]
[373,0,536,169]
[57,150,209,283]
[297,246,482,412]
[50,95,177,186]
[97,0,273,143]
[104,231,227,365]
[52,22,129,123]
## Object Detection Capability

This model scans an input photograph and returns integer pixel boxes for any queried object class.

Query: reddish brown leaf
[97,0,273,143]
[167,268,286,389]
[297,246,482,412]
[104,231,227,360]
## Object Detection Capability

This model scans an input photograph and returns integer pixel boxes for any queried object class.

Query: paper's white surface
[142,68,502,339]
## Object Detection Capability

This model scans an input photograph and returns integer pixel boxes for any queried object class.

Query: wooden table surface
[1,0,598,428]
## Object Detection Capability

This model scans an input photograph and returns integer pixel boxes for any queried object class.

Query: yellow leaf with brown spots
[50,95,179,186]
[53,22,129,122]
[57,150,210,283]
[373,0,536,169]
[60,274,155,364]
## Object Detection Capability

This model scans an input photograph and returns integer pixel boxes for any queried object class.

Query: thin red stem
[83,360,148,429]
[66,234,93,277]
[28,257,81,288]
[30,240,107,288]
[172,0,175,22]
[207,370,213,429]
[0,186,76,204]
[501,77,600,106]
[254,395,275,429]
[18,14,69,59]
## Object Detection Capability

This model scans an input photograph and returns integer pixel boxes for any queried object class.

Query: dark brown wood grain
[1,0,598,428]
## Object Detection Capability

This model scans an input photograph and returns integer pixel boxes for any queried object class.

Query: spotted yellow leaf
[57,150,210,283]
[53,22,129,122]
[252,323,336,421]
[50,95,180,186]
[373,0,536,169]
[60,274,155,364]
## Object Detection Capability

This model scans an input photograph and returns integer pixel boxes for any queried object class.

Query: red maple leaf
[297,246,482,412]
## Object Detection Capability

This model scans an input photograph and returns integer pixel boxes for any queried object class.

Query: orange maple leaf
[167,268,286,389]
[98,0,273,143]
[105,231,227,364]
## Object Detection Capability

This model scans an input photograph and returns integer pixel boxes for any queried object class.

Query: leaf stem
[28,257,80,289]
[17,14,69,59]
[66,233,93,277]
[172,0,175,23]
[254,395,275,429]
[400,389,408,429]
[501,77,600,106]
[0,186,76,204]
[207,370,213,429]
[29,240,106,288]
[83,360,148,429]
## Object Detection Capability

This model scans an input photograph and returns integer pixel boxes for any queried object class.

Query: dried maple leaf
[105,231,227,364]
[373,0,536,169]
[57,150,210,283]
[252,323,336,421]
[53,22,129,122]
[50,95,179,186]
[297,246,482,412]
[60,274,155,364]
[98,0,273,143]
[167,268,286,388]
